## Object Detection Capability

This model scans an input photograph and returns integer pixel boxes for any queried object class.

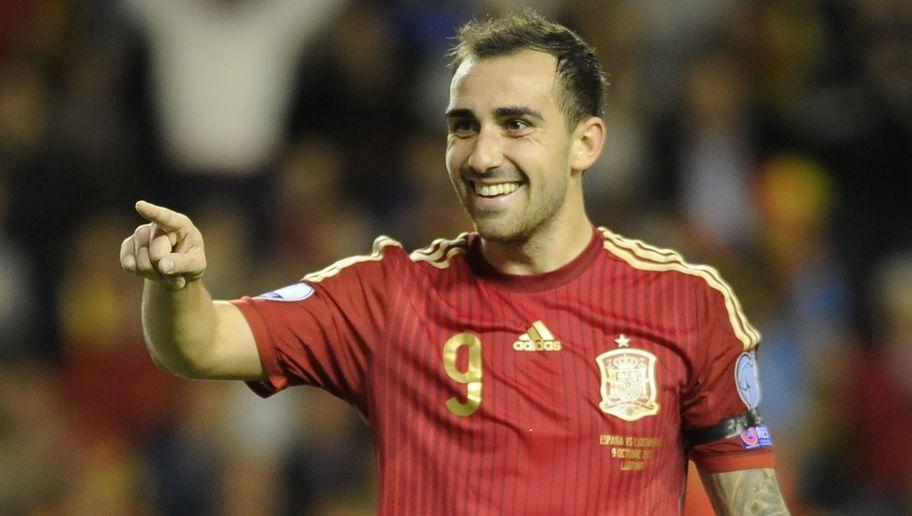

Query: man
[120,11,789,515]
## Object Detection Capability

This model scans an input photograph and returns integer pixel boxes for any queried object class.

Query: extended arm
[699,467,790,516]
[122,201,263,380]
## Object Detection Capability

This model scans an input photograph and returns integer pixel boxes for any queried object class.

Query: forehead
[448,49,560,113]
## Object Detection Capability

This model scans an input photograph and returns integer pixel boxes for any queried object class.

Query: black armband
[684,409,763,447]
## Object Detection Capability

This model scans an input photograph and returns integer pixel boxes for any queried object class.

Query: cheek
[504,138,554,176]
[445,141,466,177]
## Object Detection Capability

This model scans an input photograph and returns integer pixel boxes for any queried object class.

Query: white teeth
[474,182,520,197]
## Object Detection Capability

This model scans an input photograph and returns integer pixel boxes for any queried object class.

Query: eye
[504,118,531,134]
[448,119,478,138]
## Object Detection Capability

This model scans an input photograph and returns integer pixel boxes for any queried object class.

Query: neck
[480,209,593,276]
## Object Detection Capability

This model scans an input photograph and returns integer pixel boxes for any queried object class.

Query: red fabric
[60,345,183,444]
[232,228,773,514]
[845,346,912,494]
[691,442,775,472]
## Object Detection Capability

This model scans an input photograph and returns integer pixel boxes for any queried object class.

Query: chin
[473,219,529,243]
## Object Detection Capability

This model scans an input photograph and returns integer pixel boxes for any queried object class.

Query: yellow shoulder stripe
[598,227,761,350]
[409,233,469,269]
[303,236,402,283]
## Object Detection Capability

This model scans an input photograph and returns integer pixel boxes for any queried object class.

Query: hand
[120,201,207,290]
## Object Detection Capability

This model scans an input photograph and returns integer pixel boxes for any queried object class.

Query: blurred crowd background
[0,0,910,514]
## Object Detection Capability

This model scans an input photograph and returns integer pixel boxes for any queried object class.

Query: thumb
[166,276,188,291]
[158,252,205,278]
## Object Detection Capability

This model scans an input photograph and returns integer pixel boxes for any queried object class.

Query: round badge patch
[255,282,315,302]
[734,350,761,410]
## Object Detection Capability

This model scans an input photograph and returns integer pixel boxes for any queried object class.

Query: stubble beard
[462,174,568,244]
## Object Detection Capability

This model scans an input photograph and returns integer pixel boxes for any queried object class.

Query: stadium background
[1,0,910,514]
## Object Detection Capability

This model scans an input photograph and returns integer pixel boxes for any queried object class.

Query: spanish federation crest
[596,335,660,421]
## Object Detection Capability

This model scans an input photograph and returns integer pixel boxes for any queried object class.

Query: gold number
[443,333,483,417]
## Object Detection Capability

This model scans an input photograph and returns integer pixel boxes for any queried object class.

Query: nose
[467,126,503,174]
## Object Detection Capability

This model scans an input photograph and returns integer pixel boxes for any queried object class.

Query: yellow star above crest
[615,334,630,347]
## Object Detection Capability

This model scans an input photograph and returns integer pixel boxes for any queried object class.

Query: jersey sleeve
[681,276,775,473]
[231,238,405,409]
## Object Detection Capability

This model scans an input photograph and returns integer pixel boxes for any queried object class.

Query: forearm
[141,278,218,378]
[124,201,262,380]
[700,467,790,516]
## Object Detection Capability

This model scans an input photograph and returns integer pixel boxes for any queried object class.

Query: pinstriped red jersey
[233,227,774,515]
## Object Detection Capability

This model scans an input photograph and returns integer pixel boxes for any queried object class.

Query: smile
[471,181,523,198]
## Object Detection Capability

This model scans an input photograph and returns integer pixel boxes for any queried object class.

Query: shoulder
[597,227,760,350]
[408,233,471,269]
[303,233,472,283]
[597,226,718,285]
[302,236,406,283]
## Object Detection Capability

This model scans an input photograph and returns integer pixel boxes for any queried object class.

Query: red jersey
[233,227,774,515]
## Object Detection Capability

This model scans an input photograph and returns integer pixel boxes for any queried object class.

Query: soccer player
[120,11,789,515]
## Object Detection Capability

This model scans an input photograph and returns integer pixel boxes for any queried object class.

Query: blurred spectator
[653,47,760,252]
[393,131,472,248]
[288,3,410,221]
[125,0,348,176]
[0,174,38,357]
[570,3,653,219]
[125,0,350,249]
[636,0,747,112]
[751,155,850,511]
[829,251,912,513]
[267,135,373,283]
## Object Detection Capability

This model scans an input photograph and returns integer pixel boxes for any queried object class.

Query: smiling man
[121,11,789,515]
[445,47,598,274]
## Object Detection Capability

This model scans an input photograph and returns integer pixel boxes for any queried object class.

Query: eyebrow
[494,106,544,122]
[445,106,544,124]
[445,108,475,120]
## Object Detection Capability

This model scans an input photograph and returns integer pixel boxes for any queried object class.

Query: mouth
[469,180,523,198]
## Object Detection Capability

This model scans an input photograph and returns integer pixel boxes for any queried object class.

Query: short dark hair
[449,10,608,128]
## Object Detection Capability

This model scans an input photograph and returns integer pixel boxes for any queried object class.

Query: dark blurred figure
[281,389,376,515]
[0,174,39,357]
[288,3,411,224]
[821,1,912,330]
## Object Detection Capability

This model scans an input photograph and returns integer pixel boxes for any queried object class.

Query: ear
[569,116,606,172]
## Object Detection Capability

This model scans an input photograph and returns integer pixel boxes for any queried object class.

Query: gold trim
[303,236,402,283]
[409,233,469,269]
[302,233,469,283]
[598,227,760,350]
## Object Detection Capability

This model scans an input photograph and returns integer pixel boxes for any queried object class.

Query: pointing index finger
[135,201,186,232]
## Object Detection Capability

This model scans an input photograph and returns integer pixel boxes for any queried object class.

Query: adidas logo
[513,321,563,351]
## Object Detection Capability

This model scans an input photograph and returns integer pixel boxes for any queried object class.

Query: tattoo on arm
[699,468,790,516]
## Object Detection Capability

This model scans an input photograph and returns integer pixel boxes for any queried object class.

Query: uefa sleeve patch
[734,350,761,410]
[255,282,315,302]
[739,425,773,449]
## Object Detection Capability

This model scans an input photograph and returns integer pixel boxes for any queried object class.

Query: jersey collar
[467,227,601,292]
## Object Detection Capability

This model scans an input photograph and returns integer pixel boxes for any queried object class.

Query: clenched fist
[120,201,207,290]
